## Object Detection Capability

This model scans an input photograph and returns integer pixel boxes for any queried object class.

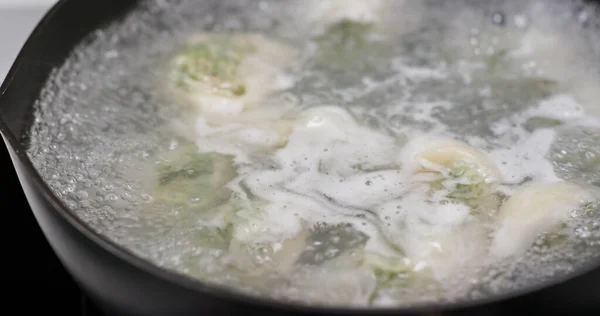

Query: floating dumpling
[400,137,502,181]
[167,33,295,120]
[165,34,297,158]
[490,181,594,259]
[398,136,504,212]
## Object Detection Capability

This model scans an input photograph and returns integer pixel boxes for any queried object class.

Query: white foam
[489,129,558,183]
[302,0,386,26]
[533,94,585,121]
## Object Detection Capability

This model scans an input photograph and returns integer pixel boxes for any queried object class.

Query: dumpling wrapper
[490,181,594,259]
[399,136,503,183]
[170,33,296,119]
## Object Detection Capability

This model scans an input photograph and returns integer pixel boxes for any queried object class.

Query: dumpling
[166,33,296,120]
[279,105,399,176]
[165,33,297,160]
[511,25,600,119]
[377,190,487,282]
[490,181,594,259]
[398,136,503,210]
[400,137,502,181]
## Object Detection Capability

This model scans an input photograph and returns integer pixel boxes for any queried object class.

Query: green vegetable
[154,142,238,211]
[488,76,559,106]
[426,163,503,216]
[312,20,381,71]
[485,49,509,73]
[523,116,562,132]
[361,252,412,304]
[298,222,369,265]
[316,20,374,50]
[169,35,256,97]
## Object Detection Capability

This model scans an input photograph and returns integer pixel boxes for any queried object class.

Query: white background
[0,0,58,81]
[0,0,57,9]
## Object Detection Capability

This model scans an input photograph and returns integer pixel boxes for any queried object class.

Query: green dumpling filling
[427,163,502,215]
[442,164,489,201]
[170,35,256,97]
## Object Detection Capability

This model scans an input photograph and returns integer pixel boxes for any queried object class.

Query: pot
[1,1,600,315]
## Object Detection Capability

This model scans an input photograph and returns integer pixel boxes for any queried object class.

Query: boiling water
[26,0,600,308]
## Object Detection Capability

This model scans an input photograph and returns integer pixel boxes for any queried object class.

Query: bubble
[75,190,89,200]
[492,12,505,26]
[189,196,201,203]
[514,14,529,29]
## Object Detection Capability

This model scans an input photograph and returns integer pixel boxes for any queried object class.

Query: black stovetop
[0,143,106,316]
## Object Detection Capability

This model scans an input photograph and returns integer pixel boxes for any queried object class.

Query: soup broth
[26,0,600,307]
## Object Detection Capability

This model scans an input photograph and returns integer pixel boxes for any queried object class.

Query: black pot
[2,1,600,315]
